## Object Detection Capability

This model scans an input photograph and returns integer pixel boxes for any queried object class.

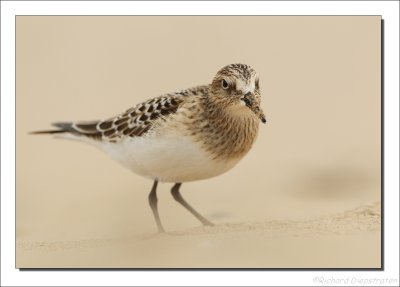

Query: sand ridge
[17,202,381,254]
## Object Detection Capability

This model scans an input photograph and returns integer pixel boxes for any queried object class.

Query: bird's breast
[190,114,260,161]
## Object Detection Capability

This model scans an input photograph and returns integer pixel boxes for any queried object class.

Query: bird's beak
[241,92,267,124]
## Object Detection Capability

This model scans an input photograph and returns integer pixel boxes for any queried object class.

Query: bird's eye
[221,79,229,90]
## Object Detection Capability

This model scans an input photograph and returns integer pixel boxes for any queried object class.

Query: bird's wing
[39,94,185,142]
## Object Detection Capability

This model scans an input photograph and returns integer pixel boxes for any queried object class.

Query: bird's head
[209,63,266,124]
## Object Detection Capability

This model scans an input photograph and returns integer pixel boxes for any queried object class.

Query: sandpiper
[33,63,266,232]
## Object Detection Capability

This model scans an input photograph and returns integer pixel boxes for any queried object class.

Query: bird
[33,63,267,233]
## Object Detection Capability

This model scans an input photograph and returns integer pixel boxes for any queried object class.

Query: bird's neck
[200,95,260,160]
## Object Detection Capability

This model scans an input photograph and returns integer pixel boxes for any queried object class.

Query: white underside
[93,133,241,183]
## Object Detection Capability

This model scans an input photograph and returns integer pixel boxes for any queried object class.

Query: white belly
[98,133,241,183]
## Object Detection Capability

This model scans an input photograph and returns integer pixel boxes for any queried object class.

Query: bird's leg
[148,180,165,233]
[171,183,214,226]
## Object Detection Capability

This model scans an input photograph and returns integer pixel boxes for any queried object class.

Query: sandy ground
[16,16,381,268]
[17,202,380,268]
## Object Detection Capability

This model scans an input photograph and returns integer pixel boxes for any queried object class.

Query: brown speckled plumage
[48,64,265,160]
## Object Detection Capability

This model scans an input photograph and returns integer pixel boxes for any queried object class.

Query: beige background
[16,16,381,268]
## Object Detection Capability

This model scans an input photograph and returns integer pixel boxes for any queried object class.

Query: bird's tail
[30,122,75,135]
